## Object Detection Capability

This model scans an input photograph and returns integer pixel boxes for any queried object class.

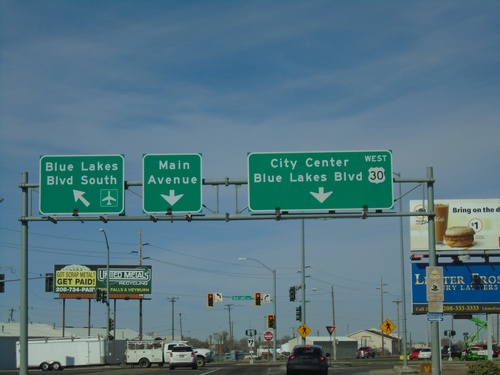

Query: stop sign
[264,331,274,341]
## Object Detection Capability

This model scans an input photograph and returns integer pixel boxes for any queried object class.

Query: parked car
[418,348,432,360]
[356,346,375,359]
[286,345,330,375]
[169,345,197,370]
[409,348,423,360]
[441,345,462,358]
[469,344,499,358]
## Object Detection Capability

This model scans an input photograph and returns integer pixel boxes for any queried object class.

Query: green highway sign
[247,150,393,211]
[39,155,125,215]
[142,153,202,213]
[232,296,253,301]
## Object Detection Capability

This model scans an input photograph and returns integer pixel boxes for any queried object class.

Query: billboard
[409,199,500,252]
[54,264,152,295]
[412,262,500,314]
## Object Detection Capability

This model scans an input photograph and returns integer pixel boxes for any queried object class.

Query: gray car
[286,344,329,375]
[169,345,197,370]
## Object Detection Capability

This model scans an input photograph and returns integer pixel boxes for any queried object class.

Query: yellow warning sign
[380,319,396,335]
[297,324,311,338]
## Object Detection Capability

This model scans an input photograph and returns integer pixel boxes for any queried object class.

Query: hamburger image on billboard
[409,199,500,252]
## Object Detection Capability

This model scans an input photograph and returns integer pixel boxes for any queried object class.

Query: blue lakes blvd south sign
[142,153,202,213]
[247,151,393,211]
[39,155,125,215]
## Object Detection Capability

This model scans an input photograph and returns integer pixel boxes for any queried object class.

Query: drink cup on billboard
[435,204,449,243]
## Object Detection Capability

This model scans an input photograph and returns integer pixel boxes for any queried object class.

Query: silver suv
[169,345,197,370]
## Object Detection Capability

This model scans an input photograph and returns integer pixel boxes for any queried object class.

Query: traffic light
[295,306,302,321]
[289,286,296,301]
[267,314,275,329]
[254,292,262,306]
[95,289,102,302]
[108,318,115,331]
[207,293,214,307]
[101,290,107,303]
[45,273,54,292]
[0,274,4,293]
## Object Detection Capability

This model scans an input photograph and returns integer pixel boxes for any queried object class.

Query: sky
[1,0,499,348]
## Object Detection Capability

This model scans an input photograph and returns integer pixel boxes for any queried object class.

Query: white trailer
[16,336,106,371]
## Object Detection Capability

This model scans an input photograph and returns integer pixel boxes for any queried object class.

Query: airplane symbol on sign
[102,191,117,205]
[100,189,118,207]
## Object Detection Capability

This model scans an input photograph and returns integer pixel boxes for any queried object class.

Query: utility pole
[377,277,387,356]
[133,229,149,340]
[179,313,183,340]
[168,297,179,340]
[331,286,337,360]
[393,300,402,354]
[225,304,236,344]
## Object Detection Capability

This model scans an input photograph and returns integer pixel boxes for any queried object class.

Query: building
[348,328,400,355]
[286,335,358,358]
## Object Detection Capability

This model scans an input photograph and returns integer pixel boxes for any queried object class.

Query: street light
[239,257,277,361]
[99,228,111,363]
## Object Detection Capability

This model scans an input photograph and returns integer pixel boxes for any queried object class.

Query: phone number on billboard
[414,304,500,314]
[55,287,93,293]
[443,305,480,312]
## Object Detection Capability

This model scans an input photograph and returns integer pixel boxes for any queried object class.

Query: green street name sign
[247,150,393,211]
[232,296,252,301]
[143,153,202,213]
[39,155,125,215]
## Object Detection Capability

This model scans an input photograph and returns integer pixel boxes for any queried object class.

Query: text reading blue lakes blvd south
[39,155,125,215]
[247,151,393,212]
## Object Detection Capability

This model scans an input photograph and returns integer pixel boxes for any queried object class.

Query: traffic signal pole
[301,219,306,344]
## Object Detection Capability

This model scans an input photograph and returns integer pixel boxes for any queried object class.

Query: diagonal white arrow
[73,190,90,207]
[161,190,184,206]
[310,187,333,203]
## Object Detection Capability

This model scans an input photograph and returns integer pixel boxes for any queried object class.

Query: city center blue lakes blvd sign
[142,153,202,213]
[247,150,393,211]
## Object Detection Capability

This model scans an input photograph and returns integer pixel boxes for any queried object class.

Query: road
[0,361,397,375]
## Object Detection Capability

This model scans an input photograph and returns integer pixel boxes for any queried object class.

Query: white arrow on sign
[161,190,184,206]
[73,190,90,207]
[310,187,333,203]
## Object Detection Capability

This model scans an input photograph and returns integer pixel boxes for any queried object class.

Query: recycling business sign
[142,153,202,213]
[247,150,393,211]
[39,155,125,215]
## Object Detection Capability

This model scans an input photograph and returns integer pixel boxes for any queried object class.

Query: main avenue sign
[247,150,393,211]
[142,153,202,213]
[39,155,125,215]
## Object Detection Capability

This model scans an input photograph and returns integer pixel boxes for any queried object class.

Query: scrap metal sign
[54,264,152,295]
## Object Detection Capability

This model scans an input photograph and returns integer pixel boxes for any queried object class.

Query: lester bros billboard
[412,262,500,314]
[409,199,500,252]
